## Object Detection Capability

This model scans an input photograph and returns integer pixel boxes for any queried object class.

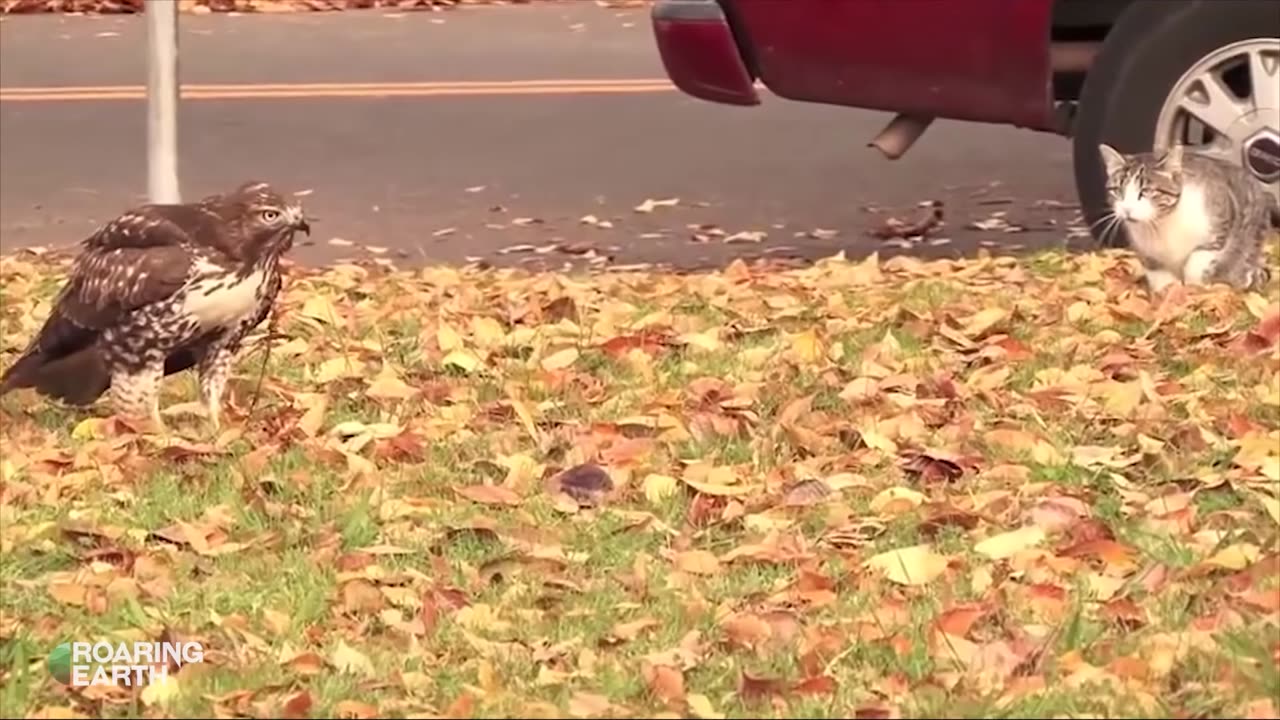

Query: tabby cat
[1098,142,1277,294]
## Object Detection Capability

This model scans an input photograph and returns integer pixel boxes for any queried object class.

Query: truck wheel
[1071,0,1280,247]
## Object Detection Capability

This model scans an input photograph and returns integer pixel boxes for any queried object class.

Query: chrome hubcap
[1155,39,1280,202]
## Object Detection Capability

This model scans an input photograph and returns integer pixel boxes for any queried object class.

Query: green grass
[0,245,1278,719]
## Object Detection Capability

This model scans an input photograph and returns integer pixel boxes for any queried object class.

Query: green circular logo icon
[47,642,72,684]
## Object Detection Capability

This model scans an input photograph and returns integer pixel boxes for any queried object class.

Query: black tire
[1071,0,1280,247]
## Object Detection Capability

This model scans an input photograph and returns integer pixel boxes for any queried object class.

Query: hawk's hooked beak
[287,205,311,236]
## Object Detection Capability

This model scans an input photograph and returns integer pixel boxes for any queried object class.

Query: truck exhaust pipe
[868,114,935,159]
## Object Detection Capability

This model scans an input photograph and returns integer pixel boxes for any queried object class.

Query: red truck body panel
[653,0,1060,131]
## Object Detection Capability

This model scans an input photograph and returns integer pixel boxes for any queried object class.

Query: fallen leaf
[330,640,375,678]
[634,197,680,213]
[541,347,580,371]
[455,485,523,506]
[974,526,1046,560]
[280,690,313,719]
[642,662,686,707]
[643,473,679,503]
[673,549,721,576]
[864,544,948,585]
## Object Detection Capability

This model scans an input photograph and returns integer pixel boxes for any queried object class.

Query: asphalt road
[0,3,1085,271]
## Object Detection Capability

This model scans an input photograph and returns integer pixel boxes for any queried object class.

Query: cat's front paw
[1144,268,1182,295]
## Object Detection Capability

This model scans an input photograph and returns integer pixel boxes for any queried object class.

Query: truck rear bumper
[651,0,760,107]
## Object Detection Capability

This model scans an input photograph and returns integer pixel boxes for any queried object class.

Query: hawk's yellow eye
[260,209,281,223]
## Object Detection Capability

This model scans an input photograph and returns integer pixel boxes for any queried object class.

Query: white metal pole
[146,0,180,204]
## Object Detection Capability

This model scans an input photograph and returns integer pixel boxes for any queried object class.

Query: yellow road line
[0,79,678,102]
[0,78,672,94]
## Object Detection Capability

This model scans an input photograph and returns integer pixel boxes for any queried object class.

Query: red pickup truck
[651,0,1280,245]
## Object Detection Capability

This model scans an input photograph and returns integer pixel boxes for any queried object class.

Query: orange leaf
[792,675,837,695]
[721,613,773,649]
[283,651,326,675]
[340,579,385,615]
[934,603,988,638]
[1100,597,1147,630]
[673,549,721,575]
[48,582,87,606]
[739,671,789,704]
[642,662,686,708]
[1058,538,1137,566]
[607,617,660,644]
[444,692,474,720]
[454,485,523,506]
[280,691,312,720]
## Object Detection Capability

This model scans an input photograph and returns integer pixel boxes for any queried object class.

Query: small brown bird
[0,181,310,430]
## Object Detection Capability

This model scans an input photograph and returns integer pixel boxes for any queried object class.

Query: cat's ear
[1160,143,1185,171]
[1098,143,1127,176]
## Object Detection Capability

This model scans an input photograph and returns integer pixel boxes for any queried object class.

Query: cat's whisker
[1098,214,1123,248]
[1089,211,1117,231]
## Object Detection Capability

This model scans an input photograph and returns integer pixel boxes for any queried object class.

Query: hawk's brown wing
[0,208,202,403]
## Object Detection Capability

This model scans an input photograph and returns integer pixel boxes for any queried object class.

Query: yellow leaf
[367,368,417,401]
[839,377,879,402]
[673,549,722,575]
[789,329,825,364]
[497,453,543,489]
[442,349,481,373]
[1234,433,1277,471]
[505,387,541,443]
[960,307,1010,338]
[1243,295,1275,321]
[1205,543,1260,570]
[983,428,1040,453]
[1261,456,1280,482]
[1100,381,1144,417]
[437,322,464,351]
[330,640,375,678]
[262,608,292,637]
[642,473,679,503]
[686,692,724,720]
[682,465,757,497]
[295,393,328,438]
[683,478,757,497]
[1252,491,1280,525]
[864,544,948,585]
[470,316,507,347]
[300,294,340,325]
[974,526,1046,560]
[312,357,359,384]
[869,486,925,515]
[456,603,512,633]
[541,347,580,371]
[679,329,722,352]
[859,426,899,454]
[139,672,181,708]
[48,582,87,606]
[71,418,108,441]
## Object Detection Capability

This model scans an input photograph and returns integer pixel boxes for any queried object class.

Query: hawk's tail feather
[0,350,43,397]
[32,349,112,406]
[0,346,111,407]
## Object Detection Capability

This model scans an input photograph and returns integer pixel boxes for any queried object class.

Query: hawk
[0,181,310,431]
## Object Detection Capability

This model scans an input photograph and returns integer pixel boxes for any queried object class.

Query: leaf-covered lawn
[1,245,1278,719]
